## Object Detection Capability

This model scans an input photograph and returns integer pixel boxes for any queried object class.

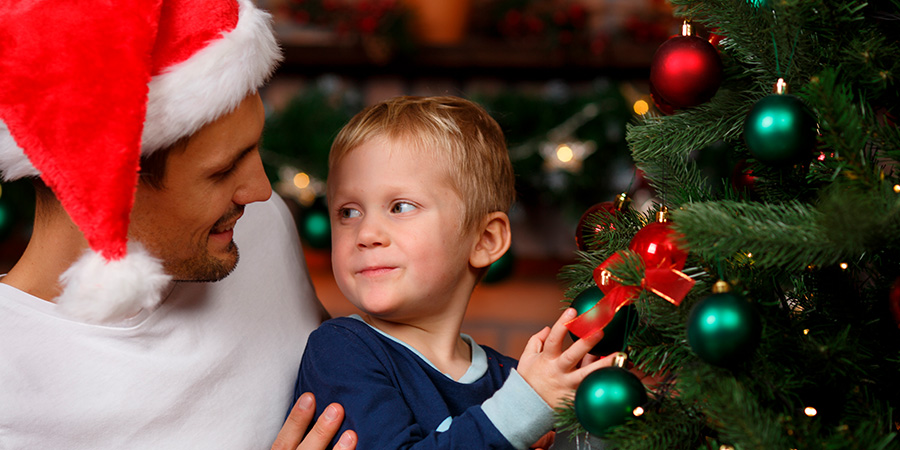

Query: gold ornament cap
[712,280,731,294]
[656,206,670,223]
[773,78,788,95]
[614,192,632,211]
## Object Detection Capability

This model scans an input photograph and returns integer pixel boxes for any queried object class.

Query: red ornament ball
[731,159,758,196]
[650,82,676,115]
[575,201,618,251]
[650,35,723,108]
[889,276,900,328]
[628,221,688,269]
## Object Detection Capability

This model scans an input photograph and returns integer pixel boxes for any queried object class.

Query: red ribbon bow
[565,251,695,339]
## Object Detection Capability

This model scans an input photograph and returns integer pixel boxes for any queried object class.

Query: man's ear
[470,211,512,269]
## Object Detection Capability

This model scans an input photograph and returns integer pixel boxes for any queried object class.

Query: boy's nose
[356,215,389,249]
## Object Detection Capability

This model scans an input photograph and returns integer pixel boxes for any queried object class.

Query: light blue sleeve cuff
[482,369,555,449]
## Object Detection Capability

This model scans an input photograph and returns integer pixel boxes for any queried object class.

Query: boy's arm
[297,322,522,449]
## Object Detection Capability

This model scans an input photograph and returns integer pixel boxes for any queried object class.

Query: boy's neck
[363,312,473,380]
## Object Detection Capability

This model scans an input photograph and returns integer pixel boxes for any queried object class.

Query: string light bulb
[804,406,818,417]
[556,144,574,163]
[633,99,650,115]
[293,172,311,189]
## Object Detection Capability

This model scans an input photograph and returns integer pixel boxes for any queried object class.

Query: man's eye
[391,202,416,214]
[340,208,361,219]
[213,165,236,179]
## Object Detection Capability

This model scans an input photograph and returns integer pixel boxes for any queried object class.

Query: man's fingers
[333,430,357,449]
[299,403,346,450]
[272,393,316,450]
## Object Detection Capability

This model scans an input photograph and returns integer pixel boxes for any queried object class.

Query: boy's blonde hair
[328,96,515,233]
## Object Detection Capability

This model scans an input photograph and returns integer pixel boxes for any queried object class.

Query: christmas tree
[556,0,900,448]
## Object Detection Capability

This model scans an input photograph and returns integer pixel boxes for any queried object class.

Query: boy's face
[329,137,480,324]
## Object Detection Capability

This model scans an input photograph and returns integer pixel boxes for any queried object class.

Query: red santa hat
[0,0,282,322]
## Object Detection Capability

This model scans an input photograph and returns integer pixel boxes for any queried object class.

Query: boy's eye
[391,202,416,214]
[340,208,361,219]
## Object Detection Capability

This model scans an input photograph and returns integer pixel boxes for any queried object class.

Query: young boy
[293,96,611,449]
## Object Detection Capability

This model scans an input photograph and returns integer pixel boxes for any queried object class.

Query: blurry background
[0,0,690,356]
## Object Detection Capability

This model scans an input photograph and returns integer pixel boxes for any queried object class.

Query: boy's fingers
[524,326,551,354]
[543,308,577,356]
[564,327,606,362]
[576,352,618,378]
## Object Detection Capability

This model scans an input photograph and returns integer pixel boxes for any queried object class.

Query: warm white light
[293,172,311,189]
[803,329,810,335]
[632,406,644,417]
[840,262,848,270]
[804,406,817,417]
[746,252,753,258]
[633,100,649,115]
[556,144,574,163]
[894,184,900,193]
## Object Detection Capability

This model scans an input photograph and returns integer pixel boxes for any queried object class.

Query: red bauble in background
[575,194,631,251]
[708,28,725,48]
[889,276,900,328]
[575,202,618,251]
[628,220,688,269]
[731,159,758,196]
[650,32,723,109]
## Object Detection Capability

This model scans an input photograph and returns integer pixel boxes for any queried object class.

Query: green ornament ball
[687,292,761,366]
[574,366,648,436]
[568,286,639,356]
[0,200,13,240]
[743,94,817,166]
[299,206,331,249]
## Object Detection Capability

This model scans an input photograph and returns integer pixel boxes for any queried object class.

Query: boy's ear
[469,212,512,269]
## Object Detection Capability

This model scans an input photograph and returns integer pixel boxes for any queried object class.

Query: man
[0,0,354,448]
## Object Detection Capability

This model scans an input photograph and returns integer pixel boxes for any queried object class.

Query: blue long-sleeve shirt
[293,316,554,449]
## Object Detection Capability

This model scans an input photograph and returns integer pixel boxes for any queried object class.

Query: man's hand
[272,392,357,450]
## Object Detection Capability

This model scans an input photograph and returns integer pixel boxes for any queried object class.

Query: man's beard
[166,207,243,282]
[169,243,240,283]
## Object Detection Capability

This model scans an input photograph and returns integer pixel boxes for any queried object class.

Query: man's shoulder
[241,193,293,231]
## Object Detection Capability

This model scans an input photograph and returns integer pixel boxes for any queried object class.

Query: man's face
[129,93,272,281]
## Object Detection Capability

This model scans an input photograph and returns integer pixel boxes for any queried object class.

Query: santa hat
[0,0,282,322]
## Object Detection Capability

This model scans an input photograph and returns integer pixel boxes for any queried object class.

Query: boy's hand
[272,393,358,450]
[516,308,617,409]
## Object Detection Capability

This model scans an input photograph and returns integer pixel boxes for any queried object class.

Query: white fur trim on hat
[0,119,37,181]
[0,0,282,179]
[141,0,283,154]
[56,242,172,323]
